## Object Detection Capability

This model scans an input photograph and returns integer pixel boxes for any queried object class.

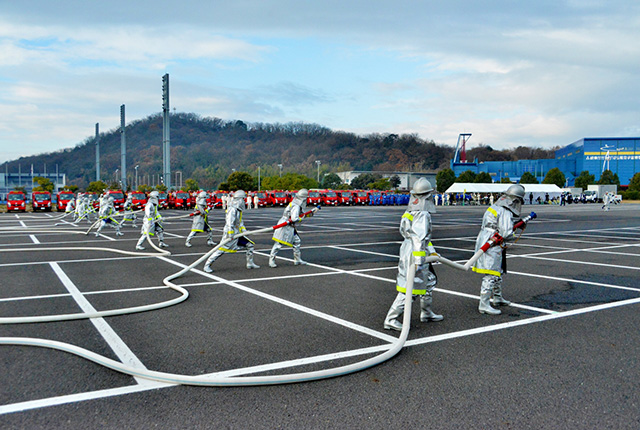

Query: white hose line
[0,262,416,386]
[0,233,179,324]
[0,211,484,386]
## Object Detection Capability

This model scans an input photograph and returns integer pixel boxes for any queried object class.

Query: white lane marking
[523,255,640,271]
[156,256,399,344]
[29,235,40,244]
[0,384,165,415]
[509,270,640,293]
[49,262,170,388]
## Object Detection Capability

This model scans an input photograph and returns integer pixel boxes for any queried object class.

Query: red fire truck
[128,191,147,210]
[321,190,339,206]
[168,191,192,209]
[56,191,75,211]
[106,190,126,211]
[307,190,322,206]
[271,190,290,206]
[253,191,272,207]
[6,191,27,212]
[32,191,53,212]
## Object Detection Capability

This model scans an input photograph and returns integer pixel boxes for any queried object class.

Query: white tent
[443,183,563,204]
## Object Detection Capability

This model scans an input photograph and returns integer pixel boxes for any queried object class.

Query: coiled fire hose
[0,210,536,386]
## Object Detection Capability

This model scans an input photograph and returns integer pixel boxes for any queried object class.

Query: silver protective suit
[186,193,213,246]
[473,204,516,313]
[122,196,137,227]
[135,198,166,249]
[96,197,121,236]
[269,190,308,266]
[204,190,258,271]
[65,198,75,214]
[384,188,442,330]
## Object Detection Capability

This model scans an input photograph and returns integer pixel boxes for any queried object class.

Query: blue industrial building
[451,137,640,187]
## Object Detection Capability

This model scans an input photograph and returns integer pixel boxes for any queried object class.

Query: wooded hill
[5,112,556,190]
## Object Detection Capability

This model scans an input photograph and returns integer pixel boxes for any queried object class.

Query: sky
[1,0,639,164]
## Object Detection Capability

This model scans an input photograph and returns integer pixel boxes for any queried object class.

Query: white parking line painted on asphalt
[49,262,170,389]
[29,235,40,244]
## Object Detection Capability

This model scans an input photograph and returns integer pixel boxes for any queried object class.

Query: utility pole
[120,105,127,190]
[95,123,100,181]
[162,74,171,189]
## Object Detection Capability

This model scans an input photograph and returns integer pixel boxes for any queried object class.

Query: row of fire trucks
[4,189,411,213]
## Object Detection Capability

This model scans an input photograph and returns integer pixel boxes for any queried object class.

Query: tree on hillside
[322,173,342,189]
[32,177,55,192]
[455,170,476,183]
[369,177,391,190]
[436,168,456,193]
[226,171,254,191]
[519,171,539,184]
[574,170,594,190]
[542,167,565,187]
[184,178,199,191]
[87,181,108,193]
[597,169,620,186]
[389,175,401,189]
[351,173,381,189]
[475,172,493,183]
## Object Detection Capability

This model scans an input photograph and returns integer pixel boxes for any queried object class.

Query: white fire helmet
[148,191,160,205]
[293,189,308,210]
[197,191,208,206]
[407,178,436,213]
[496,184,525,216]
[230,190,246,210]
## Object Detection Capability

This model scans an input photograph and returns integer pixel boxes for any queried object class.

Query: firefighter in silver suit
[135,191,168,250]
[95,195,123,237]
[203,190,260,272]
[121,194,137,228]
[268,189,309,268]
[185,191,214,247]
[473,184,525,315]
[384,178,442,331]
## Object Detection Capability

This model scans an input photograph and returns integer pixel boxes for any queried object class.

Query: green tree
[138,184,153,193]
[63,185,79,192]
[500,176,512,184]
[475,172,493,183]
[32,176,55,192]
[436,168,456,192]
[351,173,381,189]
[156,184,168,192]
[322,173,342,189]
[628,172,640,191]
[369,177,391,190]
[574,170,595,190]
[184,178,199,192]
[227,171,254,191]
[597,169,620,186]
[86,180,108,193]
[389,175,401,189]
[542,167,566,187]
[455,170,476,183]
[519,171,539,184]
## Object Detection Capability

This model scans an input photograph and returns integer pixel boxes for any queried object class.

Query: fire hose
[0,210,536,386]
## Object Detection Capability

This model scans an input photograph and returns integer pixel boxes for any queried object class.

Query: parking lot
[1,203,639,429]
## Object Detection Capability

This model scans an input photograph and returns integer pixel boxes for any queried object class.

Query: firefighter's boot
[384,293,405,331]
[420,294,443,322]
